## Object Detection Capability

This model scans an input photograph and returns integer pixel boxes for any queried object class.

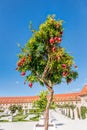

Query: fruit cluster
[17,57,26,67]
[62,64,68,77]
[49,36,62,45]
[16,56,33,88]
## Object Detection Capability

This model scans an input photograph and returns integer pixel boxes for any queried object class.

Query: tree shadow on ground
[56,123,64,126]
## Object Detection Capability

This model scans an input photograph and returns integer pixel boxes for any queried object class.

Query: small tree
[32,90,56,118]
[32,90,48,118]
[68,108,71,118]
[81,106,86,119]
[9,105,17,114]
[16,15,78,130]
[17,105,23,114]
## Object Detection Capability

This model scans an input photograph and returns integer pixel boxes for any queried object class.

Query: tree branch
[42,55,51,79]
[35,72,44,83]
[43,78,53,91]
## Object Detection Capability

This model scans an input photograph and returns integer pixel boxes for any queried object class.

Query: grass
[30,115,39,121]
[0,120,8,122]
[0,114,10,118]
[13,114,28,122]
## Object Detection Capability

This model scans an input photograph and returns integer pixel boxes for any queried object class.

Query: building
[0,85,87,111]
[0,96,38,112]
[55,84,87,106]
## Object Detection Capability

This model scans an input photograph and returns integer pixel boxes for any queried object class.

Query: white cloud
[70,88,80,93]
[75,88,80,91]
[15,81,20,87]
[16,81,19,84]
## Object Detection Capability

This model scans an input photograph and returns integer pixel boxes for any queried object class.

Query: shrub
[0,110,4,112]
[30,115,39,121]
[13,114,28,122]
[81,106,86,119]
[0,120,8,122]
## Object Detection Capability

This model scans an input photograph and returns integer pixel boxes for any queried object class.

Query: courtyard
[0,110,87,130]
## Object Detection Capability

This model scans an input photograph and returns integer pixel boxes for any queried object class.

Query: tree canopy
[16,15,78,87]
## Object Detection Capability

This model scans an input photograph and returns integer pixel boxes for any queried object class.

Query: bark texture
[44,86,54,130]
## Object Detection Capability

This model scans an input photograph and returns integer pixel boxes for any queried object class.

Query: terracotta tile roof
[0,96,38,104]
[79,84,87,96]
[0,85,87,104]
[54,92,80,102]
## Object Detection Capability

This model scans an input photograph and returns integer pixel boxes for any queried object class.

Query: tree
[33,90,48,113]
[9,105,17,114]
[32,90,56,118]
[30,90,48,120]
[17,105,23,114]
[81,106,86,119]
[16,15,78,130]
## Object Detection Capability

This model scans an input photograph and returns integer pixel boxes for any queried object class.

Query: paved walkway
[0,109,87,130]
[0,122,38,130]
[49,109,87,130]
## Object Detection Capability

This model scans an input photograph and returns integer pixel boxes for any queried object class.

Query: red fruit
[67,78,72,84]
[17,59,24,66]
[52,47,56,52]
[21,72,26,76]
[17,61,21,67]
[16,67,19,71]
[74,65,78,69]
[62,64,66,69]
[21,57,25,62]
[17,58,25,67]
[57,37,62,43]
[62,71,68,77]
[54,37,58,42]
[49,38,54,44]
[60,31,63,35]
[28,83,32,88]
[16,67,18,70]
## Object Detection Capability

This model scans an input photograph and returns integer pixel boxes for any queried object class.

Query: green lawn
[13,114,28,122]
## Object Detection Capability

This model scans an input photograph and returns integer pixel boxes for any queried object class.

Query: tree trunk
[44,87,54,130]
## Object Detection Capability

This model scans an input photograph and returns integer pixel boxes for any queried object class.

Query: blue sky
[0,0,87,96]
